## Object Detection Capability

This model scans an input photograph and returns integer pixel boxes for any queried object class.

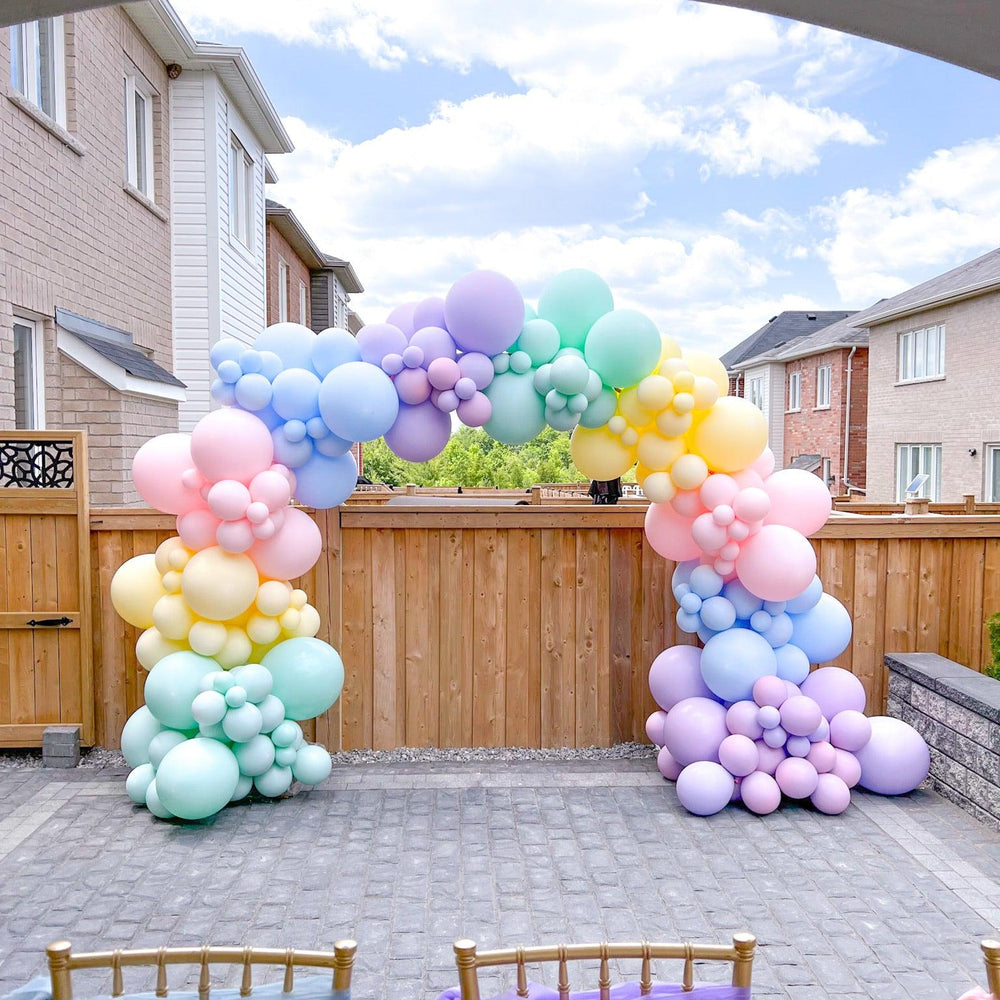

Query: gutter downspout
[842,346,857,493]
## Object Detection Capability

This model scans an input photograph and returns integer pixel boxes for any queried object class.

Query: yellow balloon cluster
[110,537,320,671]
[570,344,767,502]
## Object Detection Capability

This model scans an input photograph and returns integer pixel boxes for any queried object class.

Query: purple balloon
[454,376,477,401]
[657,745,682,780]
[762,725,787,749]
[811,773,851,814]
[382,353,404,376]
[806,740,836,773]
[675,761,735,816]
[646,710,667,746]
[726,700,763,740]
[719,734,759,777]
[779,695,823,737]
[775,757,819,799]
[458,351,496,390]
[402,344,425,369]
[831,748,862,788]
[756,705,780,730]
[410,326,457,363]
[800,666,867,718]
[412,296,447,332]
[828,710,872,752]
[662,697,729,766]
[395,367,432,405]
[457,392,491,427]
[427,357,461,391]
[444,270,524,355]
[384,401,451,462]
[741,770,781,814]
[386,302,417,337]
[358,323,407,366]
[648,645,711,712]
[754,740,786,775]
[809,718,830,743]
[786,736,811,758]
[753,675,787,709]
[435,389,460,413]
[854,716,929,795]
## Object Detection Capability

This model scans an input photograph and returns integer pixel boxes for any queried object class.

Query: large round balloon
[675,761,735,816]
[250,506,324,580]
[181,547,259,621]
[190,408,274,484]
[444,270,524,356]
[254,323,317,371]
[735,524,817,603]
[484,371,547,445]
[789,594,853,664]
[537,270,614,351]
[571,425,636,481]
[289,450,358,511]
[764,469,832,536]
[854,717,930,795]
[262,638,345,720]
[319,361,399,442]
[144,651,222,731]
[644,503,700,562]
[661,696,729,766]
[700,628,778,703]
[689,397,767,473]
[800,666,866,718]
[111,554,167,629]
[155,738,241,820]
[385,400,453,461]
[584,310,661,389]
[132,434,203,515]
[648,645,712,711]
[120,705,165,767]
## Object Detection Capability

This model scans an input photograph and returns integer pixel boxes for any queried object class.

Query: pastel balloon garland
[109,266,929,822]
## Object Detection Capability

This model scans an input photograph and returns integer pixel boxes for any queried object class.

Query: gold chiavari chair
[451,934,756,1000]
[975,940,1000,999]
[44,942,357,1000]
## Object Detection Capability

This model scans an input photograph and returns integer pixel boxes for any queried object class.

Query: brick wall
[265,222,311,327]
[866,292,1000,501]
[0,8,178,504]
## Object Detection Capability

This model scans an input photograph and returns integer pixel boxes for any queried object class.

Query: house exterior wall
[0,7,178,503]
[265,222,311,326]
[866,292,1000,501]
[744,362,786,467]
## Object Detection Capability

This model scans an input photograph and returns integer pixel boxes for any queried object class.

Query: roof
[741,313,867,366]
[266,200,364,293]
[787,454,821,472]
[123,1,293,154]
[850,246,1000,328]
[721,311,856,371]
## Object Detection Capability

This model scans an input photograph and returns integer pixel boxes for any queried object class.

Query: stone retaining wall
[886,651,1000,827]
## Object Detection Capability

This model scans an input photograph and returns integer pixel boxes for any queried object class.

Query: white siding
[746,363,786,467]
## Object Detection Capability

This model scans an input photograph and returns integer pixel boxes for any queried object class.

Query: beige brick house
[860,247,1000,502]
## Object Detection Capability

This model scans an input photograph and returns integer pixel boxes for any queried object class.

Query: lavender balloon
[412,296,447,331]
[828,710,872,753]
[854,716,930,794]
[384,400,452,462]
[457,392,491,427]
[457,352,496,390]
[811,773,851,814]
[444,270,524,355]
[740,770,781,815]
[719,734,759,777]
[358,323,407,366]
[657,745,682,780]
[800,666,867,718]
[662,696,729,766]
[386,302,417,337]
[648,645,711,711]
[410,326,457,364]
[675,761,735,816]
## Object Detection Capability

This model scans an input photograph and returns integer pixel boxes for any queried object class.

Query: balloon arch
[112,268,929,821]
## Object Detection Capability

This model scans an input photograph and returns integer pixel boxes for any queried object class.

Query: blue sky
[176,1,1000,356]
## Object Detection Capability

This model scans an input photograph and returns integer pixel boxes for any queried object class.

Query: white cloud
[818,136,1000,302]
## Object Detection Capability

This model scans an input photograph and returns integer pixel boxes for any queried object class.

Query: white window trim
[277,259,289,323]
[787,371,801,413]
[748,375,766,412]
[10,17,66,127]
[986,443,1000,503]
[815,365,831,410]
[898,324,946,383]
[13,315,46,429]
[896,443,942,502]
[298,280,308,325]
[229,132,255,252]
[124,70,155,199]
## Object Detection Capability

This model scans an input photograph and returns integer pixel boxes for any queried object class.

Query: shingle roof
[788,454,821,472]
[744,313,867,366]
[720,311,856,370]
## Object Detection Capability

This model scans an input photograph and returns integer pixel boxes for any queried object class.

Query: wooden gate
[0,431,94,746]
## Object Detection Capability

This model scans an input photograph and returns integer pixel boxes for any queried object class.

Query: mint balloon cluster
[120,639,342,821]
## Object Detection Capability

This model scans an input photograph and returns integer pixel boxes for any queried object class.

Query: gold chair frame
[452,934,756,1000]
[980,940,1000,998]
[45,941,358,1000]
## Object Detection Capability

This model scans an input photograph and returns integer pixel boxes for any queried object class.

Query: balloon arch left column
[111,268,928,823]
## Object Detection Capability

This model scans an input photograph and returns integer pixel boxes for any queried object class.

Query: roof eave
[859,278,1000,328]
[266,204,327,270]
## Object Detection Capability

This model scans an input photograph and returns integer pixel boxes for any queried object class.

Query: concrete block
[42,725,80,768]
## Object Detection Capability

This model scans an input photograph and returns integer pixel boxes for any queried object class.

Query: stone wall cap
[885,651,973,683]
[936,674,1000,723]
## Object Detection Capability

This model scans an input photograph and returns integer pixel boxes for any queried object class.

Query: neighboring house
[1,5,184,503]
[858,246,1000,503]
[721,311,855,472]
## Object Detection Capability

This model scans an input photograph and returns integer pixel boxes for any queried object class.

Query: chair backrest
[45,941,358,1000]
[981,940,1000,998]
[451,935,756,1000]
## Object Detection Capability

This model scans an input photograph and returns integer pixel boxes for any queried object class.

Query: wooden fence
[83,504,1000,751]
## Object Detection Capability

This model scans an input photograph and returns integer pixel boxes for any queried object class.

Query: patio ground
[1,757,998,1000]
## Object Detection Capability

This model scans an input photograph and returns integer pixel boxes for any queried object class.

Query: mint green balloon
[121,706,164,767]
[584,309,661,389]
[230,774,253,802]
[579,387,618,428]
[125,763,156,804]
[155,737,240,820]
[144,651,222,731]
[234,733,275,777]
[515,319,560,366]
[262,638,344,721]
[537,269,614,350]
[254,763,292,798]
[145,779,173,819]
[292,744,332,786]
[148,729,188,768]
[484,371,546,444]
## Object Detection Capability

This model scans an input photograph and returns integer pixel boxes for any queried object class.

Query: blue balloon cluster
[672,561,852,698]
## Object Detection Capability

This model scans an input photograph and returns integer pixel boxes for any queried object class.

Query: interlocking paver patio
[0,758,998,1000]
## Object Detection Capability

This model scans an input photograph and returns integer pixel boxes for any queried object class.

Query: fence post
[964,493,976,513]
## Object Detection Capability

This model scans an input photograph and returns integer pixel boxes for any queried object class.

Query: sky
[174,0,1000,356]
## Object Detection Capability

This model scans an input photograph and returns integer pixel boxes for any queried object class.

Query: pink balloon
[754,740,786,775]
[249,506,323,580]
[764,469,832,536]
[691,513,728,553]
[644,503,700,562]
[191,408,274,484]
[177,508,221,551]
[427,356,461,391]
[457,392,492,427]
[662,697,729,766]
[250,470,292,511]
[732,487,770,523]
[648,645,711,711]
[775,756,819,798]
[751,447,776,479]
[829,710,872,752]
[731,468,764,490]
[646,710,668,745]
[132,433,203,514]
[395,367,432,405]
[207,480,251,521]
[252,519,277,540]
[753,675,787,709]
[811,773,851,814]
[806,740,836,774]
[779,695,823,737]
[657,745,682,781]
[735,524,817,601]
[831,748,862,788]
[800,666,867,718]
[699,474,739,510]
[726,700,764,740]
[740,770,781,814]
[671,490,705,518]
[246,501,270,524]
[216,519,254,553]
[719,734,759,777]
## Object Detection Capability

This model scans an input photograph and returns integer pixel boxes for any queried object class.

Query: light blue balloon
[125,763,156,804]
[292,744,332,786]
[231,774,254,802]
[484,370,546,444]
[211,379,237,406]
[259,351,284,380]
[546,406,579,432]
[312,328,362,377]
[230,664,273,703]
[155,738,240,821]
[723,579,765,620]
[306,417,328,440]
[672,560,696,594]
[697,625,718,646]
[144,652,222,731]
[255,323,317,371]
[271,369,321,422]
[679,592,702,614]
[210,339,244,370]
[148,730,188,769]
[234,734,276,777]
[789,593,853,663]
[252,404,284,431]
[700,596,737,632]
[774,643,811,685]
[550,355,590,395]
[676,608,701,634]
[234,373,273,411]
[145,779,173,819]
[762,612,794,648]
[292,449,357,509]
[700,628,778,703]
[254,764,293,798]
[270,427,314,469]
[690,565,724,599]
[217,360,241,384]
[763,600,787,615]
[785,575,823,614]
[262,638,345,721]
[314,430,353,458]
[121,706,164,768]
[537,269,614,351]
[240,349,263,373]
[319,361,399,442]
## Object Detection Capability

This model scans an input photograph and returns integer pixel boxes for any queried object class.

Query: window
[896,443,942,501]
[899,325,945,381]
[748,376,765,411]
[277,260,289,322]
[124,73,154,197]
[986,445,1000,502]
[298,281,308,325]
[821,458,832,487]
[9,18,66,125]
[816,365,831,408]
[787,371,801,411]
[13,317,45,429]
[229,134,254,249]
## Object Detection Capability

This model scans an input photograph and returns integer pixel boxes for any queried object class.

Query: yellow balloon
[637,430,686,472]
[250,641,279,663]
[294,604,321,638]
[571,425,637,481]
[640,471,676,504]
[655,409,693,438]
[162,570,183,594]
[111,553,167,629]
[290,589,309,610]
[181,546,259,622]
[670,453,709,490]
[154,537,189,576]
[690,396,768,473]
[256,580,293,617]
[659,357,688,380]
[247,613,282,646]
[692,375,720,410]
[684,351,729,397]
[279,608,302,632]
[217,627,253,670]
[135,627,188,671]
[672,370,694,393]
[659,334,682,362]
[152,593,196,641]
[188,620,227,657]
[636,375,674,412]
[617,387,654,430]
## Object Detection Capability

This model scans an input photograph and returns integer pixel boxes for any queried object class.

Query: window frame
[12,315,46,430]
[124,71,155,199]
[748,375,765,412]
[898,324,946,383]
[986,444,1000,503]
[229,133,255,251]
[277,259,289,323]
[896,443,942,501]
[821,457,832,487]
[787,370,801,412]
[10,17,66,126]
[815,365,831,409]
[298,280,308,325]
